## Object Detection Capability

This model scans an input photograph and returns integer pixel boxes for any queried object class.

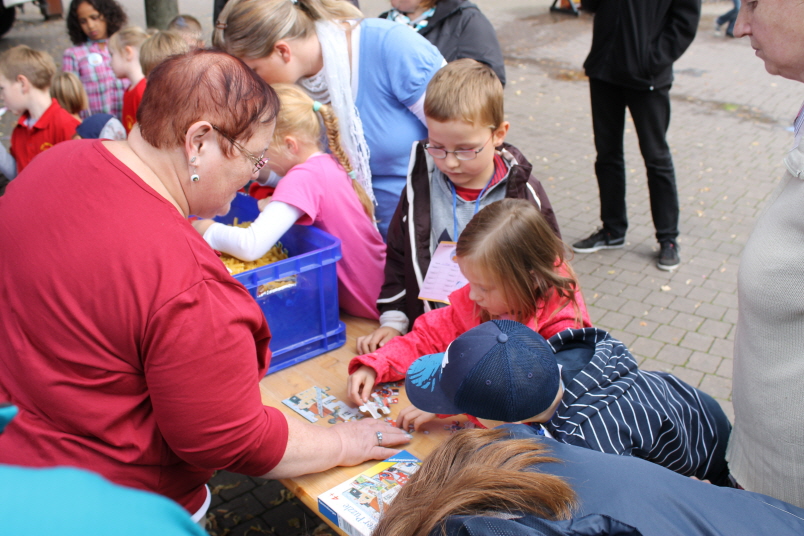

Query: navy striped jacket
[544,328,724,479]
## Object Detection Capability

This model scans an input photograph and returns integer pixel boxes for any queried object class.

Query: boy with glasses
[357,59,561,354]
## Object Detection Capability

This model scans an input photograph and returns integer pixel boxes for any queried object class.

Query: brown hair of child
[212,0,362,59]
[373,428,577,536]
[139,30,191,77]
[0,45,56,90]
[455,198,581,325]
[271,83,374,220]
[424,58,503,128]
[50,72,89,116]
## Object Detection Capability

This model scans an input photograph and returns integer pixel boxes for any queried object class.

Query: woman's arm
[199,201,303,261]
[262,416,411,479]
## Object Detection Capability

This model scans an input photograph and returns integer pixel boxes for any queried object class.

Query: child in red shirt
[0,45,79,178]
[109,26,149,134]
[347,199,592,430]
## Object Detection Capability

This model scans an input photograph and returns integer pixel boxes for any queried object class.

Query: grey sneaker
[572,228,626,253]
[657,241,680,271]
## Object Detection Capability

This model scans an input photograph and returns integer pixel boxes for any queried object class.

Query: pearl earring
[191,173,200,182]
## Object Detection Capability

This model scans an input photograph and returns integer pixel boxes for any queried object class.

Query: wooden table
[259,315,466,535]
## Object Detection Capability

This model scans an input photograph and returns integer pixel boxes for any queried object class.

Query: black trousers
[589,78,680,243]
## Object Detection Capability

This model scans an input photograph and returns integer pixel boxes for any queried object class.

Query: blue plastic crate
[215,193,346,374]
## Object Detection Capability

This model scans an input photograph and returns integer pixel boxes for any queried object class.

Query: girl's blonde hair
[108,26,151,54]
[212,0,363,59]
[271,83,373,220]
[373,428,577,536]
[455,198,581,325]
[50,72,88,115]
[139,31,191,77]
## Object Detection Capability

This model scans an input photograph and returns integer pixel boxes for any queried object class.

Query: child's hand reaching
[356,326,401,354]
[347,365,377,406]
[398,405,436,432]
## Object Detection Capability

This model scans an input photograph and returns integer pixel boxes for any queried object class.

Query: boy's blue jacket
[544,327,728,480]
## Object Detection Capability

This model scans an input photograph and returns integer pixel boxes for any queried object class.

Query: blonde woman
[213,0,445,239]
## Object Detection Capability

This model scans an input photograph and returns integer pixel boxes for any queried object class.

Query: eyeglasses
[211,124,269,174]
[424,134,493,161]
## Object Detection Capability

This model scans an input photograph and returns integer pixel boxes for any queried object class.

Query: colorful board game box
[318,451,421,536]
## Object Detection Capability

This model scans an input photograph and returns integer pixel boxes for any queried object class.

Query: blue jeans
[717,0,740,36]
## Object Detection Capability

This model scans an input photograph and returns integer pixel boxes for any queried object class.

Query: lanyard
[448,173,495,241]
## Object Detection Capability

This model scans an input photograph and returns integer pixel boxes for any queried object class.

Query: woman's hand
[347,365,377,405]
[398,405,436,432]
[331,419,412,467]
[356,326,401,355]
[192,218,215,236]
[262,417,411,479]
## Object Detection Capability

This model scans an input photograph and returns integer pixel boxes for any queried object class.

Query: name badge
[88,53,104,67]
[418,241,468,304]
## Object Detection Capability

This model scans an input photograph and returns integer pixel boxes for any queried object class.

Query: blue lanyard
[448,173,495,240]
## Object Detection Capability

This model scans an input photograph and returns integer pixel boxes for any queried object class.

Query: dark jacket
[380,0,506,85]
[437,424,804,536]
[583,0,701,90]
[377,141,560,327]
[545,328,728,480]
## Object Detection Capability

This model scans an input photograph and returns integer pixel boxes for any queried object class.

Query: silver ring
[376,431,383,447]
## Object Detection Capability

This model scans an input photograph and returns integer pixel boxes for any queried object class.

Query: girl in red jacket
[347,199,591,428]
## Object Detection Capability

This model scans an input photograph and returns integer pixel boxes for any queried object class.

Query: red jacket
[350,273,591,382]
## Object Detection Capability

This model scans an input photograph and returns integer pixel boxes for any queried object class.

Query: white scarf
[300,20,373,204]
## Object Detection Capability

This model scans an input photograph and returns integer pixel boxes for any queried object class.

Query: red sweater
[122,77,146,133]
[10,98,79,171]
[349,274,591,382]
[0,140,288,513]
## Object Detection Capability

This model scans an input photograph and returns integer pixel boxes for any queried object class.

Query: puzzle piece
[359,400,391,419]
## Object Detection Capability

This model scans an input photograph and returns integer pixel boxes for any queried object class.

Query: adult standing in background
[572,0,700,271]
[727,0,804,509]
[379,0,505,85]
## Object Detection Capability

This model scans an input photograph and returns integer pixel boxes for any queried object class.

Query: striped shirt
[544,328,725,479]
[62,41,129,120]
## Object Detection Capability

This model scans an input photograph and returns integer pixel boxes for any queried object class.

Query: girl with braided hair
[193,84,386,320]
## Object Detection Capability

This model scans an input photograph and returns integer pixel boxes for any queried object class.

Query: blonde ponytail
[318,103,375,220]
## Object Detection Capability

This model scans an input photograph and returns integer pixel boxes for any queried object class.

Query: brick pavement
[1,1,800,534]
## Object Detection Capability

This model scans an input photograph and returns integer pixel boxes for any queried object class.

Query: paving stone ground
[2,1,800,534]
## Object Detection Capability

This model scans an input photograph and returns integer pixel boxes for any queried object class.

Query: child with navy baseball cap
[406,319,734,484]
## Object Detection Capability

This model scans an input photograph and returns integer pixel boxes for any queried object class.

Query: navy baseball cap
[405,320,560,422]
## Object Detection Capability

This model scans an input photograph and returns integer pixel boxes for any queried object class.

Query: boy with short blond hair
[139,31,191,78]
[0,45,79,178]
[357,59,561,354]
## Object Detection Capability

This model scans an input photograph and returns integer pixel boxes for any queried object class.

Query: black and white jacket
[545,327,728,479]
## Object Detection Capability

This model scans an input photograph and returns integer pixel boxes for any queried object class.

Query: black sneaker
[657,241,680,271]
[572,228,625,253]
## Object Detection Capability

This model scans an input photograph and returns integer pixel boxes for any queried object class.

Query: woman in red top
[0,49,409,522]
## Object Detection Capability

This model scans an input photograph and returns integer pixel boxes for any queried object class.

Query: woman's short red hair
[137,48,279,156]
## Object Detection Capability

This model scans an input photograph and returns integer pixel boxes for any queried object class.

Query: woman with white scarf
[213,0,445,239]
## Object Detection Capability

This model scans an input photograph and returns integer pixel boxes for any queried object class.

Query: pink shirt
[273,154,386,319]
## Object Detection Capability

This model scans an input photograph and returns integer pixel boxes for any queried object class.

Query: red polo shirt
[122,78,147,134]
[10,98,79,172]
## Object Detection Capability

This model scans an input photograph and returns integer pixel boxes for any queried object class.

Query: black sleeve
[376,193,410,316]
[650,0,701,73]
